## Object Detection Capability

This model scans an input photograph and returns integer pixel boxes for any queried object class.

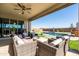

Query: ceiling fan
[14,3,31,14]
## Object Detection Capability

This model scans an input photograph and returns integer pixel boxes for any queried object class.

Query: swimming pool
[44,32,71,38]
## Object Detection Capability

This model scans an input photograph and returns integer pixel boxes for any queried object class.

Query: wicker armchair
[13,39,37,56]
[37,39,68,56]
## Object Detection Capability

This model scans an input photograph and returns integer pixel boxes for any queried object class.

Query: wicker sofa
[13,37,37,56]
[37,39,69,56]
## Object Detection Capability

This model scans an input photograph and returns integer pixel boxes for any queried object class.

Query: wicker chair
[13,38,37,56]
[37,39,69,56]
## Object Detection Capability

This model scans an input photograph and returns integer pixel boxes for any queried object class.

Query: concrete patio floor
[0,45,10,56]
[0,38,13,56]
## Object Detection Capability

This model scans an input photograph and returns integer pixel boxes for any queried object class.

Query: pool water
[44,32,70,37]
[43,32,71,39]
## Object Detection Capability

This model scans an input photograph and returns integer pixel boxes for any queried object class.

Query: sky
[31,4,78,28]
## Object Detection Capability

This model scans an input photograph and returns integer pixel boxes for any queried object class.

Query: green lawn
[69,40,79,51]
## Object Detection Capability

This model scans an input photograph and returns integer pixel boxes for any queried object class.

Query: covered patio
[0,3,73,34]
[0,3,79,56]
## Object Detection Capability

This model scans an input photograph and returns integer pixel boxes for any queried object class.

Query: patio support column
[27,21,31,32]
[24,20,31,34]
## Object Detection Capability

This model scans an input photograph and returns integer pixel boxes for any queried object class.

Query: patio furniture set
[11,34,69,56]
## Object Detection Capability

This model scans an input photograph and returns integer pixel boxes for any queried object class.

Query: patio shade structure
[0,3,74,33]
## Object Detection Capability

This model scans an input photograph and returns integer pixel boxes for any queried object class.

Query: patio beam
[29,3,74,21]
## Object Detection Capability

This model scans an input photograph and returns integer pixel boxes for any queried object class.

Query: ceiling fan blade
[21,4,26,9]
[17,3,26,10]
[25,8,31,10]
[17,3,23,8]
[14,8,20,10]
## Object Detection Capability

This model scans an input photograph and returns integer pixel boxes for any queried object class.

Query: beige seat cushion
[63,36,69,39]
[51,38,63,45]
[37,37,48,42]
[13,35,24,45]
[22,39,33,43]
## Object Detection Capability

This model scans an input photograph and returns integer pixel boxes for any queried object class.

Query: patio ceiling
[0,3,74,21]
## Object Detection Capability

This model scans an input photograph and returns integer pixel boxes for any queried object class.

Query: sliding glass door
[0,18,24,37]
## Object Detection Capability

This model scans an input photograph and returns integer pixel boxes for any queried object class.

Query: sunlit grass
[69,40,79,51]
